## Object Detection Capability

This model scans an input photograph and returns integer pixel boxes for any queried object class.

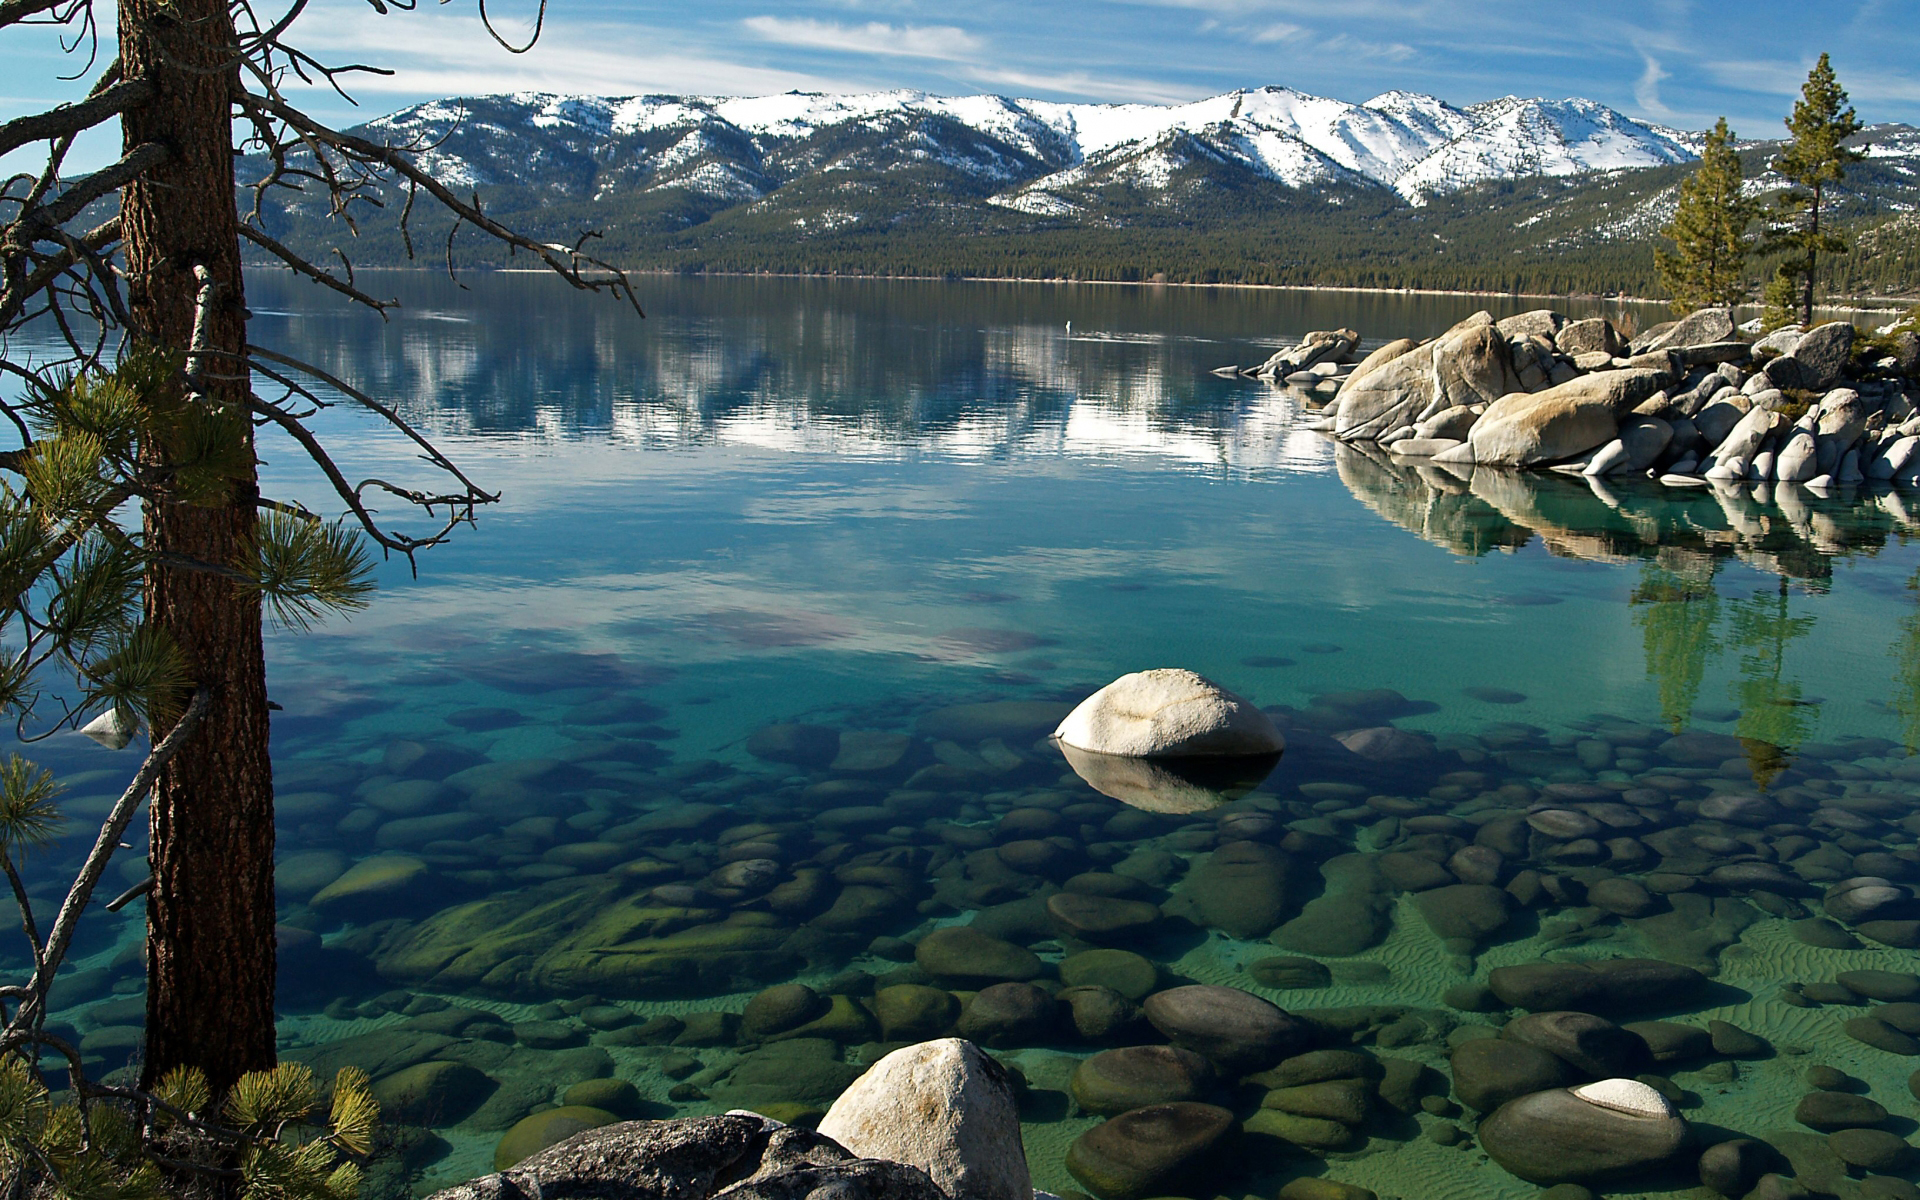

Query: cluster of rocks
[1274,307,1920,487]
[1213,328,1363,389]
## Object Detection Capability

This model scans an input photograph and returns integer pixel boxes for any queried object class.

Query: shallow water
[11,275,1920,1200]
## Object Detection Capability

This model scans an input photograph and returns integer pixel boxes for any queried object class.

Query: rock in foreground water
[437,1114,945,1200]
[1054,669,1284,758]
[817,1039,1030,1200]
[1479,1082,1691,1184]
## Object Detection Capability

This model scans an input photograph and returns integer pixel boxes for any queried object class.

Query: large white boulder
[1053,669,1284,758]
[817,1038,1030,1200]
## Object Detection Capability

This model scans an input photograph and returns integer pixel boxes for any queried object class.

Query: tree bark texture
[119,0,276,1095]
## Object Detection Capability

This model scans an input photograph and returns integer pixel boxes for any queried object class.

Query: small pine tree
[1764,53,1866,327]
[1656,117,1758,314]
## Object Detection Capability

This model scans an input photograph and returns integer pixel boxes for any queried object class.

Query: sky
[6,0,1920,171]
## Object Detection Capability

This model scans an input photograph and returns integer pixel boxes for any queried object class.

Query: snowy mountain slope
[356,85,1699,209]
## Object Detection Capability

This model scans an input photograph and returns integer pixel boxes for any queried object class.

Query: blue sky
[6,0,1919,164]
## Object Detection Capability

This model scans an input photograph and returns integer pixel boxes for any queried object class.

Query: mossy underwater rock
[1059,949,1158,1002]
[309,855,430,917]
[370,1061,494,1127]
[1065,1102,1234,1200]
[493,1105,618,1171]
[1486,958,1707,1014]
[374,876,799,998]
[1272,854,1392,957]
[1171,840,1297,940]
[915,926,1044,986]
[873,984,961,1042]
[1070,1046,1215,1115]
[1142,985,1312,1074]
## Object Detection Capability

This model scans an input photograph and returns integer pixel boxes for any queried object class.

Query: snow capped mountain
[358,84,1700,212]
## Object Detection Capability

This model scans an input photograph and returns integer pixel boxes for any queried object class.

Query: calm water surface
[14,274,1920,1200]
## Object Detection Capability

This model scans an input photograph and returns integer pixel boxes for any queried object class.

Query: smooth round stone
[1060,986,1140,1041]
[368,1061,493,1126]
[1064,1102,1234,1200]
[1070,1046,1215,1115]
[1065,872,1153,899]
[1623,1020,1712,1064]
[915,927,1043,986]
[493,1105,617,1171]
[1698,1138,1779,1198]
[1570,1078,1674,1117]
[1698,793,1781,825]
[1502,1011,1653,1078]
[1447,845,1507,886]
[956,983,1057,1049]
[873,985,960,1042]
[1826,878,1917,925]
[1795,1091,1888,1130]
[1251,1049,1381,1089]
[1279,1180,1378,1200]
[1802,981,1862,1005]
[1478,1086,1691,1184]
[1450,1038,1575,1113]
[1791,919,1861,949]
[1245,1108,1357,1149]
[1487,959,1706,1014]
[1861,1178,1920,1200]
[1046,893,1162,945]
[1262,1078,1371,1125]
[1247,957,1333,990]
[1830,1129,1913,1172]
[513,1021,585,1050]
[1586,877,1658,917]
[1838,970,1920,1001]
[1060,949,1159,1002]
[1141,985,1312,1073]
[741,983,831,1040]
[1877,1003,1920,1035]
[1846,1017,1920,1056]
[1528,809,1602,839]
[998,839,1075,876]
[560,1078,641,1115]
[1708,1020,1770,1058]
[1807,1065,1861,1091]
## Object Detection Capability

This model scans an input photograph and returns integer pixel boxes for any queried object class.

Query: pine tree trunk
[1803,184,1822,327]
[119,0,277,1096]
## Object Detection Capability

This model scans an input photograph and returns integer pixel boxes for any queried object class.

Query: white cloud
[740,17,984,61]
[276,2,862,102]
[960,65,1204,105]
[1249,22,1304,43]
[1634,50,1671,117]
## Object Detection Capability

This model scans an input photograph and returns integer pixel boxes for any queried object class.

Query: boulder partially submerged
[1054,669,1283,758]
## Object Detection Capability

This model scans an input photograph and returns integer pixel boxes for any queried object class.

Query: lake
[14,273,1920,1200]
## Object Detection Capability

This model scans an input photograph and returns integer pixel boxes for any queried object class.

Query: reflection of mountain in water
[1333,442,1907,582]
[254,273,1351,471]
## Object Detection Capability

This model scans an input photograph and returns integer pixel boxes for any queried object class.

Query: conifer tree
[1656,118,1757,313]
[1764,53,1866,328]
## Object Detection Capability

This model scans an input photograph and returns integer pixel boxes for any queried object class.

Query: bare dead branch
[0,78,149,158]
[238,223,396,312]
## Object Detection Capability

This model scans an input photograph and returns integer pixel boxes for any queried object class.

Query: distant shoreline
[322,265,1918,314]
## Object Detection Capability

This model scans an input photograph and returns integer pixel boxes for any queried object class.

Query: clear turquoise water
[14,274,1920,1199]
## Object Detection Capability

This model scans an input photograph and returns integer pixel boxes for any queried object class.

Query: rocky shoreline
[1223,308,1920,486]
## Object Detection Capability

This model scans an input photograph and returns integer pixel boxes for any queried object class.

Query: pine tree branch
[0,78,149,158]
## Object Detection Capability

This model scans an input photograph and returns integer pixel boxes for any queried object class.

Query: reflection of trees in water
[1892,569,1920,753]
[1630,563,1721,734]
[1729,580,1816,785]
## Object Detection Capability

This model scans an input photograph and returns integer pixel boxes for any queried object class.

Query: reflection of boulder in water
[1332,445,1897,581]
[1056,743,1280,813]
[1333,443,1529,557]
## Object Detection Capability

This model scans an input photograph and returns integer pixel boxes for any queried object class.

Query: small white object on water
[80,708,137,751]
[1572,1078,1676,1118]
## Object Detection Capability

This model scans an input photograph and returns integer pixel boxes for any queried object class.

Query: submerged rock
[1486,958,1707,1014]
[1479,1083,1690,1184]
[1142,985,1312,1073]
[1065,1102,1234,1200]
[817,1039,1031,1200]
[1070,1045,1216,1115]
